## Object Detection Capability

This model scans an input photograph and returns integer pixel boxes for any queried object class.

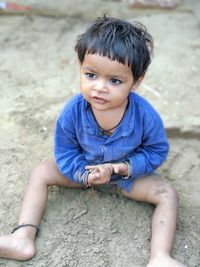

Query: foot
[147,254,186,267]
[0,234,35,260]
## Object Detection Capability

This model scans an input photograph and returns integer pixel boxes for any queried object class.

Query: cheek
[80,76,86,88]
[80,74,85,84]
[80,79,90,96]
[80,80,88,91]
[111,86,129,99]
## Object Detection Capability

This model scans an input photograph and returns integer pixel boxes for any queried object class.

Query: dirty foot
[0,234,35,261]
[147,253,186,267]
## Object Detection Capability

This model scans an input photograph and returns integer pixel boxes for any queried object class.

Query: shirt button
[100,145,106,152]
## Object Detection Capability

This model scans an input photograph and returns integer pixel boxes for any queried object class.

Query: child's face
[80,53,141,112]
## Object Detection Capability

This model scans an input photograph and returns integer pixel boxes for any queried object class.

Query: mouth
[91,96,107,104]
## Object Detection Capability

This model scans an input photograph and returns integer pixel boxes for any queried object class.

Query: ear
[131,76,144,92]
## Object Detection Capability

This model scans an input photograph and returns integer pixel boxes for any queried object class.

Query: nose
[93,79,107,92]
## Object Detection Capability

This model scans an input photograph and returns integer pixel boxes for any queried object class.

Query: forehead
[82,53,132,78]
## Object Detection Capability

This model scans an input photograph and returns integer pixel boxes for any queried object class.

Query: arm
[128,115,169,179]
[54,114,90,185]
[85,116,168,183]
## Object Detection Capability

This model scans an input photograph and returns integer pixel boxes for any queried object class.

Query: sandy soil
[0,0,200,266]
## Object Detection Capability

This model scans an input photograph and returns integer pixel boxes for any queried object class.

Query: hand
[111,162,129,176]
[86,163,113,186]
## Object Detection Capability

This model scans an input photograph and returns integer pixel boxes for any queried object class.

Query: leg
[121,176,186,267]
[0,158,82,261]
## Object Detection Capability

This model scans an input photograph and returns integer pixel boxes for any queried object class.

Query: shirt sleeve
[128,115,169,179]
[54,111,89,185]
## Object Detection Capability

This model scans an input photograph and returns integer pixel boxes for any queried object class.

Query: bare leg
[0,158,82,261]
[121,176,186,267]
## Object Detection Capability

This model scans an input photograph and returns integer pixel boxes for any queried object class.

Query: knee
[29,160,54,186]
[166,184,178,202]
[155,182,178,205]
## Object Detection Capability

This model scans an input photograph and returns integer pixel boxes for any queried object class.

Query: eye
[85,73,96,79]
[110,78,122,85]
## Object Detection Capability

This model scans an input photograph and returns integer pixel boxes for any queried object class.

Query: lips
[91,96,107,104]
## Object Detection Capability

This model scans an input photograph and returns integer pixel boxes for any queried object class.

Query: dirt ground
[0,0,200,266]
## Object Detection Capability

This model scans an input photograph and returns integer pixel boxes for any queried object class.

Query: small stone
[39,126,47,132]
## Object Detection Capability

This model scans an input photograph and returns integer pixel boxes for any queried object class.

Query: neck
[91,100,128,135]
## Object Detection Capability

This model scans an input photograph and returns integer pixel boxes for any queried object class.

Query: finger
[115,162,125,171]
[120,163,128,173]
[89,169,98,174]
[89,172,100,180]
[113,166,119,173]
[99,165,111,175]
[89,179,106,185]
[97,166,106,175]
[87,174,100,186]
[85,165,99,170]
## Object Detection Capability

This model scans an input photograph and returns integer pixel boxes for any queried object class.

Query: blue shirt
[54,92,169,192]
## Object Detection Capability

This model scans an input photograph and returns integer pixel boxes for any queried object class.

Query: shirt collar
[83,93,135,139]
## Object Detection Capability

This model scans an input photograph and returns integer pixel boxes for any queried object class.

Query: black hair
[75,15,153,81]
